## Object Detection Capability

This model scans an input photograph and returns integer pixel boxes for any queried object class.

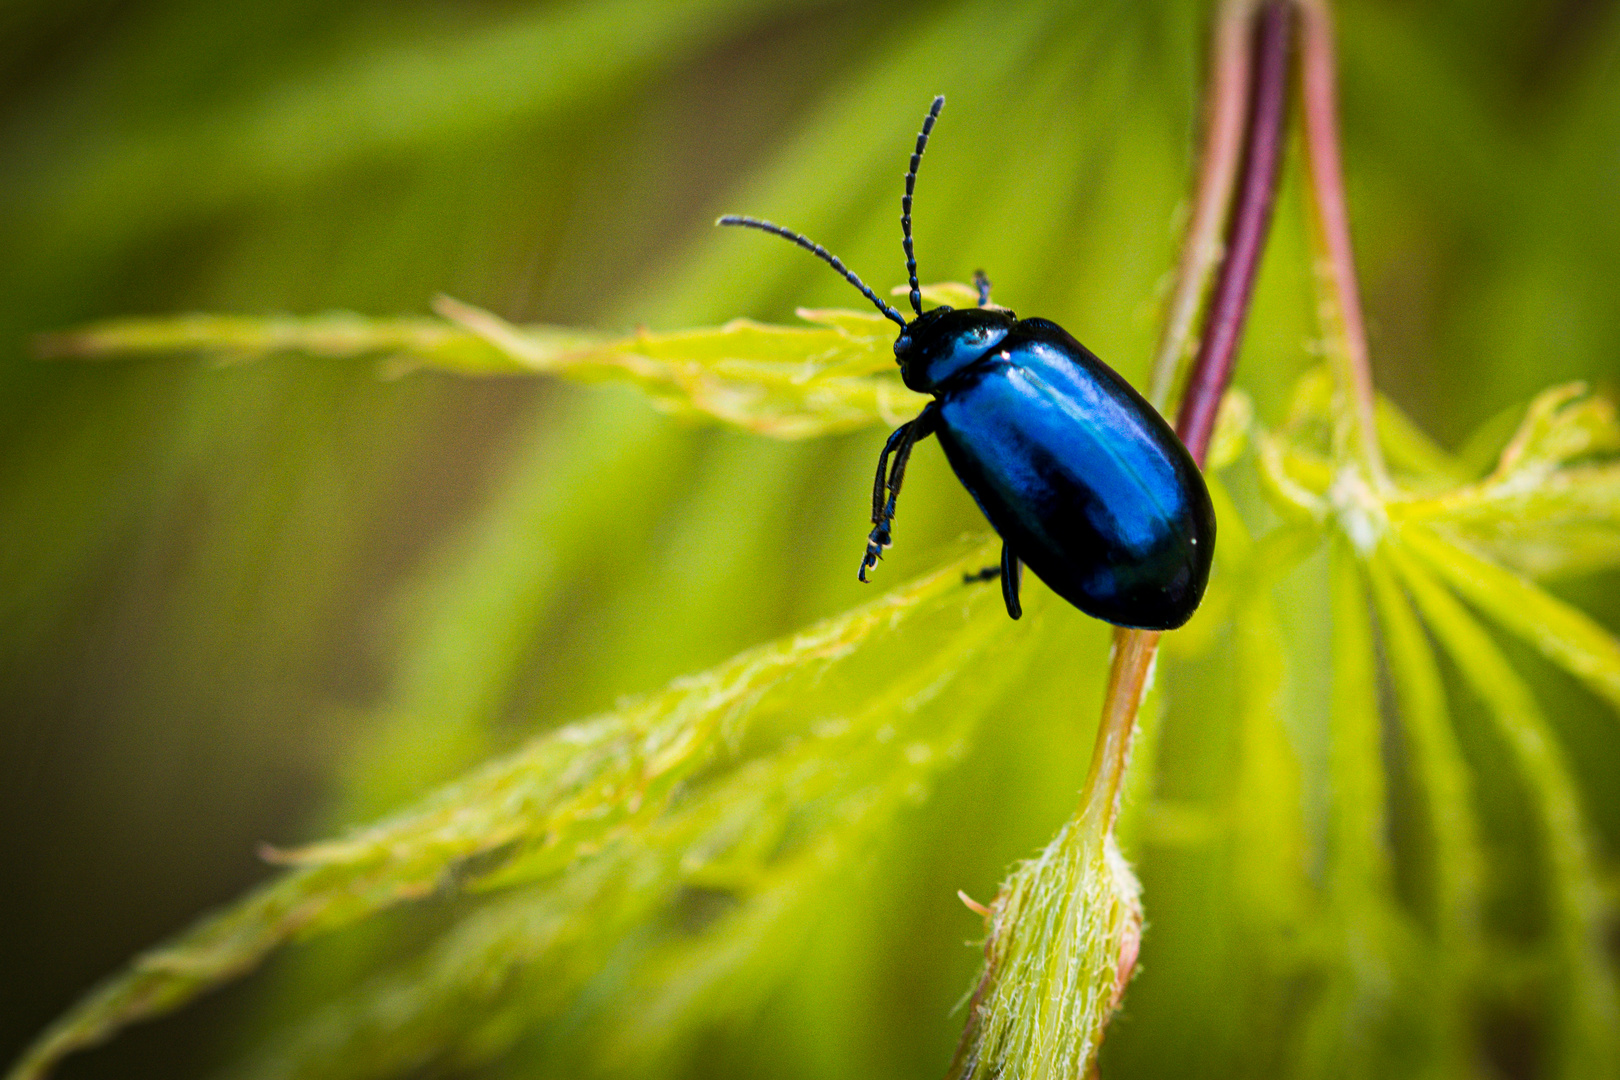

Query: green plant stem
[1078,628,1161,837]
[1081,0,1294,839]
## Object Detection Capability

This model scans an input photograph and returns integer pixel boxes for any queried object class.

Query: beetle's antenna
[718,215,908,329]
[902,95,945,317]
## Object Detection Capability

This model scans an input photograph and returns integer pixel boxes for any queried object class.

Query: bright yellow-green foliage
[3,4,1619,1080]
[42,297,924,438]
[11,300,1620,1079]
[9,532,1023,1080]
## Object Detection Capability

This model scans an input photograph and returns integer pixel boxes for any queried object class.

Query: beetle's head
[719,97,1018,393]
[893,305,1016,392]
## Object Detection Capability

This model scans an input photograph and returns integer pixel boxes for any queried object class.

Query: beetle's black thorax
[893,306,1018,393]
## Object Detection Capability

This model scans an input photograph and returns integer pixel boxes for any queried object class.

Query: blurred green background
[2,1,1618,1078]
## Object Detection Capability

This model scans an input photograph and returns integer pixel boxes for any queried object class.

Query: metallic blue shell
[928,317,1214,629]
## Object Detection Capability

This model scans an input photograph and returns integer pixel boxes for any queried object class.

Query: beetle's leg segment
[962,541,1022,617]
[999,541,1023,620]
[859,404,939,582]
[860,422,913,582]
[974,270,993,307]
[868,423,909,534]
[880,405,936,523]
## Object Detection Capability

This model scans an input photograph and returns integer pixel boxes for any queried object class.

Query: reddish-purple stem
[1079,1,1296,841]
[1174,0,1294,466]
[1149,0,1258,410]
[1300,0,1384,476]
[964,7,1307,1073]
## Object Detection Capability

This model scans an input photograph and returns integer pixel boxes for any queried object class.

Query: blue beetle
[721,96,1214,629]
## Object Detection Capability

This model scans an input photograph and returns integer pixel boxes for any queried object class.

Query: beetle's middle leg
[974,270,993,307]
[859,403,939,582]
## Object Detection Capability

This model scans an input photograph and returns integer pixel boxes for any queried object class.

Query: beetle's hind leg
[859,404,939,582]
[961,541,1024,620]
[973,270,993,306]
[999,542,1024,620]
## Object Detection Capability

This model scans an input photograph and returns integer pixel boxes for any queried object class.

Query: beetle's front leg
[973,269,993,307]
[859,403,939,582]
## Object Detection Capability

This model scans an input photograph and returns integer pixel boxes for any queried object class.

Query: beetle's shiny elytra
[719,96,1214,630]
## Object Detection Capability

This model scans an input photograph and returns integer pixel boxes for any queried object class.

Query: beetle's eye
[893,335,911,356]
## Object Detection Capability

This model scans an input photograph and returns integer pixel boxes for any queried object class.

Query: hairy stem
[1299,0,1385,478]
